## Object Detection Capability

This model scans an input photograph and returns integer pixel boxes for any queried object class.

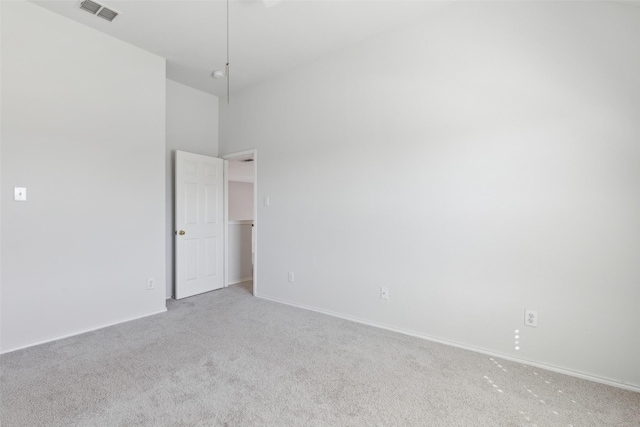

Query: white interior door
[175,151,224,299]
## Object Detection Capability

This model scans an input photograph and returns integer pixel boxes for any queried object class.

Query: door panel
[185,239,199,281]
[205,185,217,224]
[205,237,217,277]
[184,183,198,224]
[175,151,224,299]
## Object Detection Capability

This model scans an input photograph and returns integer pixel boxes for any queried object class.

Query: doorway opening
[223,150,257,296]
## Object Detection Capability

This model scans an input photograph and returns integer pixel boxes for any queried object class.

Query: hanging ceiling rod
[211,0,230,104]
[225,0,230,105]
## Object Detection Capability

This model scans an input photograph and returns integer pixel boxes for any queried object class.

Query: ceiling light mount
[263,0,282,8]
[211,70,226,79]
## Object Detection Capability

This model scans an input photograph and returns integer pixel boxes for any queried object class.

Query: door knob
[178,230,185,235]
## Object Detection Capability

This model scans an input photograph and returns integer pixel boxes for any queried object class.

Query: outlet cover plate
[525,309,538,327]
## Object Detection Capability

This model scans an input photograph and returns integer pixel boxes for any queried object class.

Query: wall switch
[147,279,155,290]
[525,309,538,327]
[14,187,27,201]
[380,286,389,300]
[264,196,270,207]
[288,272,294,283]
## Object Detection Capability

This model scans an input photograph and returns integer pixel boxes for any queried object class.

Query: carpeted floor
[1,281,638,426]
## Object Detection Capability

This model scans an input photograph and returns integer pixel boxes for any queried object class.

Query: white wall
[1,1,167,352]
[166,79,218,297]
[220,2,640,388]
[228,181,254,285]
[228,181,254,221]
[228,222,253,285]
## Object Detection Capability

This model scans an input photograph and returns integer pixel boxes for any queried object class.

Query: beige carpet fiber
[1,281,638,426]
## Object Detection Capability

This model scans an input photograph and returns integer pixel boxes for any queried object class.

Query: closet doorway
[223,150,257,295]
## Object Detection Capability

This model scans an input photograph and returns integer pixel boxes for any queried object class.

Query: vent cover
[97,7,118,22]
[78,0,119,22]
[79,0,101,14]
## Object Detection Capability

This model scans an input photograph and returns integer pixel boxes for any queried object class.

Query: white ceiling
[31,0,449,97]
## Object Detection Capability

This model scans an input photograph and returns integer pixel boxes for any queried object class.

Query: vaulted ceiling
[32,0,450,97]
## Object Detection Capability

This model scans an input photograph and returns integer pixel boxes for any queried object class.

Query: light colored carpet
[1,281,638,426]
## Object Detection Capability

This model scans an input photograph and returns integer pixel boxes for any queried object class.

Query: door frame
[222,149,258,296]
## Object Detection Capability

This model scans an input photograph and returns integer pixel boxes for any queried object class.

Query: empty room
[1,0,638,425]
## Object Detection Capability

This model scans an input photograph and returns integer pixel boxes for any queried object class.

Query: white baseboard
[0,307,168,355]
[227,277,253,286]
[258,294,640,393]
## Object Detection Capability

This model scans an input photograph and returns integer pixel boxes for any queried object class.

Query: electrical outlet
[380,286,389,300]
[525,309,537,327]
[147,279,155,290]
[288,272,294,283]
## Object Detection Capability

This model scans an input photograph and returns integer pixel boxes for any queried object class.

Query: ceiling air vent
[79,0,101,14]
[78,0,119,22]
[97,7,118,22]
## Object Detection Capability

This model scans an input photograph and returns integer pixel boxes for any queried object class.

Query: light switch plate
[14,187,27,201]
